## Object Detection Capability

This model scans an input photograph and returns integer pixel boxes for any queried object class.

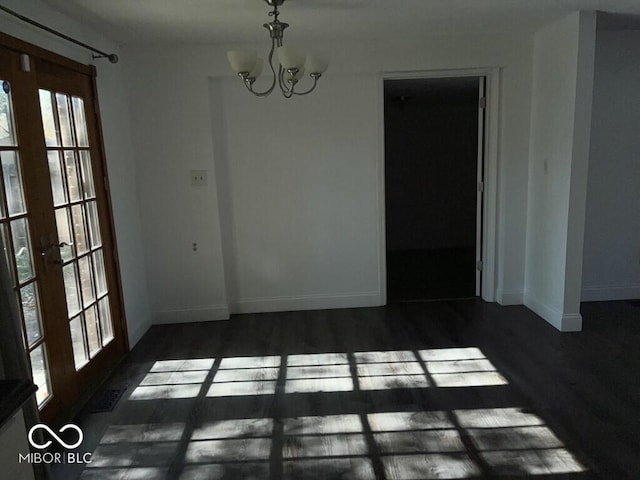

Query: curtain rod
[0,4,118,63]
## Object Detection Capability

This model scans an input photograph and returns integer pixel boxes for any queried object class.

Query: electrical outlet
[190,170,208,187]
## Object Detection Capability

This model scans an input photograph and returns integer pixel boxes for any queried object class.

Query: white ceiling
[39,0,640,46]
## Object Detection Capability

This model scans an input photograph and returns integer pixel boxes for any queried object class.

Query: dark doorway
[384,76,483,302]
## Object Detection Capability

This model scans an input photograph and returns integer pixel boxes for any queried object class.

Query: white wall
[122,32,533,321]
[0,0,152,346]
[215,74,381,312]
[524,12,596,331]
[127,67,229,324]
[582,29,640,301]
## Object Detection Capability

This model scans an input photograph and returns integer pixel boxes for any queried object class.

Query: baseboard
[229,291,383,314]
[497,289,524,305]
[523,291,582,332]
[581,284,640,302]
[153,305,230,324]
[560,313,583,332]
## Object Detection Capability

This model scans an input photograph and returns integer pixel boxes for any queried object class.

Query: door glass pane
[1,151,26,216]
[70,314,88,370]
[39,89,60,147]
[0,80,17,146]
[55,208,74,262]
[47,151,67,206]
[87,201,101,248]
[30,344,51,405]
[72,97,88,147]
[78,255,95,307]
[64,151,81,202]
[10,218,34,284]
[85,305,100,357]
[79,151,95,198]
[0,223,15,287]
[71,204,88,255]
[98,297,113,345]
[63,262,81,316]
[93,249,107,296]
[20,282,42,347]
[56,93,74,147]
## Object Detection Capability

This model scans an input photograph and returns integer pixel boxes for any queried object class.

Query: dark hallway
[385,77,482,302]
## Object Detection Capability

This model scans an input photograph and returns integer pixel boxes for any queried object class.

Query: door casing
[377,68,500,304]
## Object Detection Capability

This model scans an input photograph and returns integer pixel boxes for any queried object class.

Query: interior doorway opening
[384,76,485,302]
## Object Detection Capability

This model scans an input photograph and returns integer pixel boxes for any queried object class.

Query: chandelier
[227,0,328,98]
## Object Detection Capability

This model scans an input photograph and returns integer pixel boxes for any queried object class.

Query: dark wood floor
[53,299,640,479]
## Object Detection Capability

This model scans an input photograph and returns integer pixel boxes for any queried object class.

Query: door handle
[40,234,63,271]
[40,240,73,255]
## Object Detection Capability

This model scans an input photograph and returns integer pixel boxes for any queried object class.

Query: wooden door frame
[0,31,129,423]
[377,68,500,303]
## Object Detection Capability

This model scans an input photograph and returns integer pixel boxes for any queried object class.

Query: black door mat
[87,387,127,413]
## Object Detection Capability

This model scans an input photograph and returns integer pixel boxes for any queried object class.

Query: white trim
[581,284,640,302]
[561,313,583,332]
[380,67,500,302]
[230,291,383,314]
[524,291,582,332]
[483,68,501,302]
[497,289,524,305]
[153,305,230,324]
[376,73,388,305]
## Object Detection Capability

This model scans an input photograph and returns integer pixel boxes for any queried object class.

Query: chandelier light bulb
[304,53,328,75]
[227,50,257,74]
[277,46,304,70]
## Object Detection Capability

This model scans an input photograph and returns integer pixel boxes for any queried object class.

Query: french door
[0,34,127,424]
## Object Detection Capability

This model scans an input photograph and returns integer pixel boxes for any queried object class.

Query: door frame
[377,68,500,303]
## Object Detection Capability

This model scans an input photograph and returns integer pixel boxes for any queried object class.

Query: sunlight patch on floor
[191,418,273,440]
[285,353,353,393]
[383,453,481,479]
[128,348,510,400]
[454,407,585,475]
[180,463,270,480]
[99,423,185,444]
[207,380,277,397]
[208,355,280,397]
[181,418,273,478]
[130,358,214,400]
[355,350,431,391]
[420,348,509,388]
[150,359,215,372]
[90,349,588,478]
[80,467,169,479]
